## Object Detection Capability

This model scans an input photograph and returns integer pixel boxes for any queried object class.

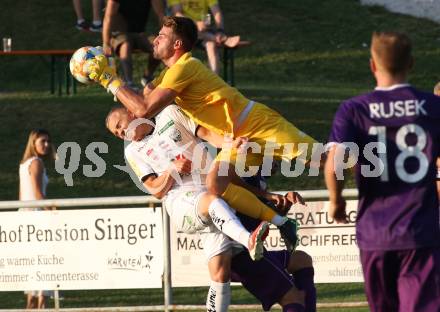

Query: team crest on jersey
[169,128,182,142]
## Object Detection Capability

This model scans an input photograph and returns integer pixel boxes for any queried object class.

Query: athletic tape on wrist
[107,79,122,97]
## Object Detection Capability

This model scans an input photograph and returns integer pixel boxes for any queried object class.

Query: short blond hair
[371,31,412,75]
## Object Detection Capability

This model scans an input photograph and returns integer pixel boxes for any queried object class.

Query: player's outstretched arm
[324,145,348,223]
[118,86,177,118]
[87,55,177,118]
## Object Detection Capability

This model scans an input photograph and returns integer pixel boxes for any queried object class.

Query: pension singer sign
[0,209,164,291]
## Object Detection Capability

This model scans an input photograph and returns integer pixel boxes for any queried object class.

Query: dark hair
[105,106,127,129]
[162,16,198,52]
[371,31,412,75]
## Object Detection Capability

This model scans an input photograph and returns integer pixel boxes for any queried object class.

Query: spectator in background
[168,0,240,74]
[102,0,165,88]
[19,129,56,309]
[73,0,104,32]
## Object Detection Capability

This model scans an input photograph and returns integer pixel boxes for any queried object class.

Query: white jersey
[125,105,236,261]
[19,157,48,211]
[125,104,212,194]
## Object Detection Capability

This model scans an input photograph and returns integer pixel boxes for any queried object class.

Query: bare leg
[206,161,279,221]
[118,41,133,83]
[72,0,84,20]
[208,250,232,282]
[37,295,47,309]
[206,251,232,312]
[205,40,220,74]
[92,0,103,22]
[26,294,37,309]
[206,161,233,195]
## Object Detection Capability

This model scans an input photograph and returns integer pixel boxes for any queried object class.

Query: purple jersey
[329,84,440,250]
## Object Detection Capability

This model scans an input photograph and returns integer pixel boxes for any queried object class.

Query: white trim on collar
[375,83,410,91]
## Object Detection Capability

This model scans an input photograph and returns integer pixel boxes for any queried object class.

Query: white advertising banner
[0,208,164,291]
[171,200,363,286]
[290,200,363,283]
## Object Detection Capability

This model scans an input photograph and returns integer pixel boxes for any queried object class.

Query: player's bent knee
[208,252,232,282]
[209,265,231,283]
[198,193,220,215]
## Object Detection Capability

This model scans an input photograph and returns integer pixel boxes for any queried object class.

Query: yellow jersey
[167,0,218,22]
[153,52,318,166]
[153,52,249,135]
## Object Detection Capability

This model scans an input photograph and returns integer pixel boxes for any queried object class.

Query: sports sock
[283,303,305,312]
[206,280,231,312]
[208,198,250,247]
[271,214,287,226]
[221,183,277,222]
[92,20,102,26]
[292,268,316,312]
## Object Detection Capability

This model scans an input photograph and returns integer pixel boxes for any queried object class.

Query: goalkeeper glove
[86,54,122,95]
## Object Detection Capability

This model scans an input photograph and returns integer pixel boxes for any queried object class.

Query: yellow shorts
[216,102,317,167]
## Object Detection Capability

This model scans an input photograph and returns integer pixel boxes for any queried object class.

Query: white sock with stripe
[208,198,250,247]
[206,280,231,312]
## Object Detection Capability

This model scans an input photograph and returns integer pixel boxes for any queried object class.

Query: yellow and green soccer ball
[69,46,104,84]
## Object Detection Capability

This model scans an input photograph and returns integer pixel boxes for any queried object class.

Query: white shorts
[200,226,241,261]
[164,187,241,261]
[163,188,208,234]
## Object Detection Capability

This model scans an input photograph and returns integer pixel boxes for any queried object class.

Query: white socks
[271,214,287,226]
[206,280,231,312]
[208,198,250,247]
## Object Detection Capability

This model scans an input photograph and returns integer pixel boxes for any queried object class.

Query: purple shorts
[231,249,294,311]
[360,247,440,312]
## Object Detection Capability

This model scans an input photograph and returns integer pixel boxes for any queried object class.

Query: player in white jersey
[106,104,275,312]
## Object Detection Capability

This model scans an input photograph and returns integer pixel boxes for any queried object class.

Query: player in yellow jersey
[86,16,321,251]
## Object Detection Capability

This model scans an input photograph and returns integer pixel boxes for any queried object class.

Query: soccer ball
[69,46,104,84]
